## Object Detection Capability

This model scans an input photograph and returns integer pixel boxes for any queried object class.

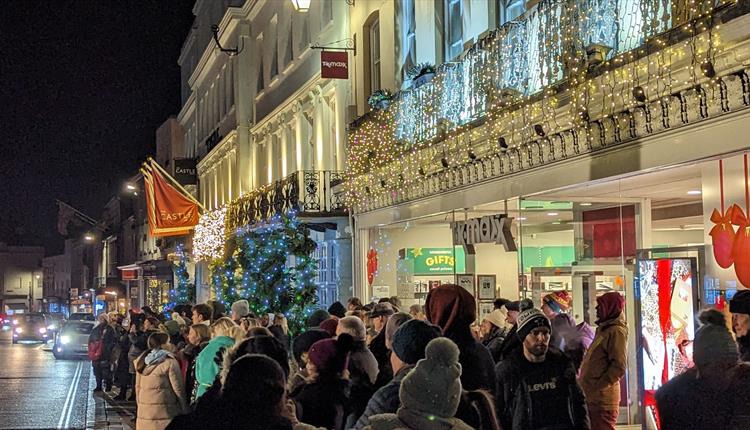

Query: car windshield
[62,322,93,334]
[21,315,45,324]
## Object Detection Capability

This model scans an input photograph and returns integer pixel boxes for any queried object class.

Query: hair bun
[337,332,354,352]
[424,337,459,366]
[699,309,727,327]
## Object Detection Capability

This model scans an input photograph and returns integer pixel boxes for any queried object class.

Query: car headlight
[15,327,23,333]
[12,319,18,325]
[39,327,47,334]
[60,335,70,345]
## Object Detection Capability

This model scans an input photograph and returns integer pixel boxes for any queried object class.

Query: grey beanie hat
[392,319,442,364]
[516,308,551,341]
[231,300,250,318]
[693,309,738,369]
[399,337,462,418]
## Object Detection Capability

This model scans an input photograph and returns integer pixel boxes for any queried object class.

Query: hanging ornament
[732,154,750,288]
[710,160,736,269]
[367,248,378,286]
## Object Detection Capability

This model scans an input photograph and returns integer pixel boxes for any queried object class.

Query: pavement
[0,328,134,429]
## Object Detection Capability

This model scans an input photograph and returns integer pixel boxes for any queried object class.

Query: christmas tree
[166,244,194,312]
[212,212,318,334]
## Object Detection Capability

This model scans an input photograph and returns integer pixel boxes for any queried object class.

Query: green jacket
[194,336,235,399]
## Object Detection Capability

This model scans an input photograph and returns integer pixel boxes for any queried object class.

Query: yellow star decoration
[412,248,423,257]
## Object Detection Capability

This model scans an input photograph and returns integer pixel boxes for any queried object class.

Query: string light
[193,206,227,261]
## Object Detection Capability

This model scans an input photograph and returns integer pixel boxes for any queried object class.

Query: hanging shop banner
[450,214,517,252]
[321,51,349,79]
[121,269,139,281]
[402,247,466,275]
[141,159,199,237]
[172,158,197,185]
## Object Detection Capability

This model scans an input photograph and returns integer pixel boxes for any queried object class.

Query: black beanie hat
[306,309,331,328]
[391,319,442,364]
[328,302,346,318]
[292,328,331,364]
[730,290,750,316]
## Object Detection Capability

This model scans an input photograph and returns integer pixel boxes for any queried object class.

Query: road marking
[63,361,83,429]
[57,361,82,429]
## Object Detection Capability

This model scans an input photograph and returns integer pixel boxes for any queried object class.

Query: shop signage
[172,158,197,185]
[121,269,138,281]
[321,51,349,79]
[404,247,466,275]
[70,288,78,298]
[450,214,517,251]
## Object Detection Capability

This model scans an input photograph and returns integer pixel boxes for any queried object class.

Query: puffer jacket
[578,312,628,410]
[194,336,235,399]
[135,350,189,430]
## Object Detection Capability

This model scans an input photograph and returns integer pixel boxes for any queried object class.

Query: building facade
[0,243,45,314]
[179,0,353,308]
[347,0,750,427]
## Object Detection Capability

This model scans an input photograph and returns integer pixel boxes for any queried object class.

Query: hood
[136,349,173,375]
[596,292,626,324]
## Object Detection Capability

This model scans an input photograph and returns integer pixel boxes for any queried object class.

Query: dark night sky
[0,1,195,254]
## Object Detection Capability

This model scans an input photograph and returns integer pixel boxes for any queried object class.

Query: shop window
[402,0,417,81]
[498,0,525,25]
[369,18,381,92]
[256,47,265,94]
[445,0,463,61]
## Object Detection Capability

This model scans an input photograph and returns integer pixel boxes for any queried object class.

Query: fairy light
[193,206,227,262]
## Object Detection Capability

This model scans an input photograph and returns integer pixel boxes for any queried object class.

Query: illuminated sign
[403,247,466,275]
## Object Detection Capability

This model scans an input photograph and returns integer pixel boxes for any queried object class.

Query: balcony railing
[227,170,347,231]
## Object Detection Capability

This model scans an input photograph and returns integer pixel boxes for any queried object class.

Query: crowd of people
[83,285,750,430]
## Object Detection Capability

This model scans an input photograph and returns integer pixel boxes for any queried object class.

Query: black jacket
[495,347,590,430]
[291,378,351,430]
[497,325,521,362]
[369,330,392,388]
[88,323,116,363]
[451,333,496,393]
[112,325,131,384]
[167,402,293,430]
[482,327,507,364]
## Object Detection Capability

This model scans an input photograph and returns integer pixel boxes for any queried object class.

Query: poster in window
[478,302,494,321]
[456,274,475,296]
[477,275,497,300]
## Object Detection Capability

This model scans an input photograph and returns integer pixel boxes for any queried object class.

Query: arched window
[363,12,381,102]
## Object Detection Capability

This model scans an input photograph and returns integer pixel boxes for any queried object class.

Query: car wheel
[53,352,64,360]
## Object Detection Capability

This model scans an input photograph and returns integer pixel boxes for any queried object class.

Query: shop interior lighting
[687,190,702,195]
[547,212,559,216]
[580,202,593,206]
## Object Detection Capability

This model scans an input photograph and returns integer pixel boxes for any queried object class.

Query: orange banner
[142,160,199,237]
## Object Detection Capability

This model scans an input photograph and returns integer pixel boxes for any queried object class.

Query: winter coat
[353,365,414,430]
[175,341,208,402]
[350,340,379,385]
[656,365,750,430]
[194,335,235,400]
[128,329,155,374]
[291,377,351,430]
[370,330,392,388]
[348,341,380,428]
[738,336,750,362]
[579,312,628,410]
[269,325,291,349]
[482,327,507,364]
[166,405,296,430]
[497,325,521,362]
[566,322,595,372]
[450,333,496,393]
[88,322,116,363]
[549,313,576,352]
[112,325,131,386]
[135,350,189,430]
[365,408,473,430]
[495,347,590,430]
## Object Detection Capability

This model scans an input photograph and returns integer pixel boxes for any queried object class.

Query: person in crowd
[368,302,395,388]
[135,332,188,430]
[388,296,402,312]
[347,297,363,312]
[191,304,212,326]
[174,323,210,403]
[269,312,291,348]
[289,328,331,393]
[307,309,331,328]
[364,337,474,430]
[111,314,132,400]
[347,309,368,322]
[497,298,533,362]
[328,301,347,319]
[89,313,117,393]
[385,313,412,350]
[320,317,339,337]
[128,313,151,401]
[426,284,496,392]
[261,313,271,327]
[238,317,262,332]
[167,354,297,430]
[481,305,511,363]
[290,333,355,430]
[193,317,239,400]
[354,319,442,429]
[338,316,379,385]
[495,307,590,430]
[730,289,750,361]
[142,306,165,323]
[568,319,595,372]
[408,304,425,321]
[171,312,188,328]
[579,292,627,430]
[493,298,510,310]
[230,299,250,324]
[542,291,576,352]
[172,304,192,325]
[656,309,750,429]
[164,320,183,347]
[247,326,273,337]
[208,301,227,321]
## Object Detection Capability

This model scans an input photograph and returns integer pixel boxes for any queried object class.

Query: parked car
[53,320,96,359]
[12,313,52,344]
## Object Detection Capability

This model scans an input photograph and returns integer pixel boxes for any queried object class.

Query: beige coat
[135,351,188,430]
[579,313,628,410]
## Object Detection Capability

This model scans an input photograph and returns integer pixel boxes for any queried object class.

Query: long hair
[273,313,289,335]
[464,390,501,430]
[189,323,211,343]
[212,317,238,338]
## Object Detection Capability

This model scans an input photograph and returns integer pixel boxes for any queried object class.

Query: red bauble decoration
[710,206,736,269]
[366,248,378,286]
[731,204,750,288]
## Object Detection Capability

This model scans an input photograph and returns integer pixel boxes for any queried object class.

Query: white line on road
[64,361,83,429]
[57,361,82,429]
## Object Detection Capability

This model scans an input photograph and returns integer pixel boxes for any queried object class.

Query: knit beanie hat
[543,291,572,313]
[399,337,462,418]
[291,328,331,364]
[306,309,331,328]
[328,301,347,319]
[392,319,442,364]
[516,308,551,341]
[319,317,339,337]
[231,300,250,318]
[307,333,354,373]
[484,308,509,330]
[693,309,739,370]
[425,284,476,338]
[164,320,180,336]
[730,290,750,315]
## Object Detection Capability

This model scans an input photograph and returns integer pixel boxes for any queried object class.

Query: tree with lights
[211,212,318,334]
[166,244,194,312]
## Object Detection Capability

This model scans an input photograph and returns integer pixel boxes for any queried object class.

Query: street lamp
[290,0,311,11]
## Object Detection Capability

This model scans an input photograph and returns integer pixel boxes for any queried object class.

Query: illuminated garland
[193,206,227,261]
[346,0,730,210]
[211,211,318,334]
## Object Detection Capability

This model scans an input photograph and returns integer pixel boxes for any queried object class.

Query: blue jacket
[194,336,234,399]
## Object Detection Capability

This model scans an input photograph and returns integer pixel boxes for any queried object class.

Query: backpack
[88,337,104,361]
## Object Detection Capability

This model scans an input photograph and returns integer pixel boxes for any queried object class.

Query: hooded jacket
[194,336,235,399]
[135,349,189,430]
[578,312,628,410]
